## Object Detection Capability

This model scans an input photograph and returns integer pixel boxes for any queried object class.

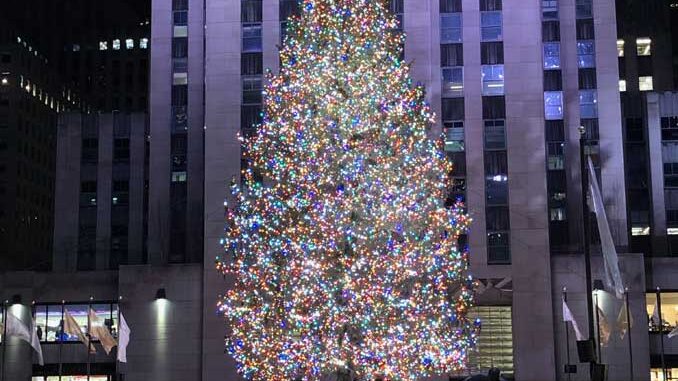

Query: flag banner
[616,301,633,340]
[588,158,625,299]
[117,312,130,363]
[64,309,95,353]
[5,311,43,365]
[31,319,44,365]
[562,298,584,341]
[88,309,118,355]
[597,305,611,347]
[669,326,678,339]
[651,302,661,327]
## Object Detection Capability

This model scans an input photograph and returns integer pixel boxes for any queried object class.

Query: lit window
[550,207,566,221]
[440,13,462,43]
[1,78,7,86]
[442,67,464,97]
[636,38,651,56]
[467,306,514,372]
[481,11,503,41]
[73,44,80,52]
[617,39,625,57]
[544,91,564,120]
[579,90,598,118]
[242,24,263,52]
[174,26,188,38]
[173,72,188,85]
[619,79,627,92]
[631,226,650,236]
[171,171,187,182]
[669,228,678,236]
[125,39,134,49]
[481,64,504,96]
[444,121,465,152]
[140,38,149,49]
[543,42,560,69]
[113,39,121,50]
[99,41,108,50]
[639,76,653,91]
[577,41,595,68]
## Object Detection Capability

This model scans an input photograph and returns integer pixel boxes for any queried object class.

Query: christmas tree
[217,1,477,380]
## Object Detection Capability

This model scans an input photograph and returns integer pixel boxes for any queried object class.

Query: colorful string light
[217,1,477,380]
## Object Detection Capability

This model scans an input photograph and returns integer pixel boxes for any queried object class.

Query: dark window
[441,44,464,66]
[487,232,510,264]
[81,138,98,163]
[242,23,263,52]
[114,139,130,162]
[576,0,593,19]
[486,206,510,231]
[389,0,404,14]
[173,10,188,25]
[241,105,262,130]
[544,70,563,91]
[578,68,597,89]
[638,56,653,77]
[626,118,643,142]
[484,120,506,150]
[280,0,301,19]
[482,96,505,119]
[481,42,504,65]
[542,21,560,42]
[172,85,188,106]
[485,151,508,177]
[480,0,502,11]
[440,0,462,12]
[581,118,599,140]
[545,120,565,142]
[241,0,263,22]
[172,0,188,10]
[576,19,595,40]
[442,98,465,120]
[241,53,263,75]
[172,38,188,58]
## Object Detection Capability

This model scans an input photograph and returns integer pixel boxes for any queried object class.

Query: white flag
[651,302,660,327]
[669,326,678,339]
[562,298,583,341]
[64,309,94,353]
[588,158,625,299]
[117,312,130,363]
[5,312,43,365]
[31,319,44,366]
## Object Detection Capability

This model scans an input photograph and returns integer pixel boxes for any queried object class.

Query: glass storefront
[651,368,678,381]
[32,377,110,381]
[467,306,514,375]
[646,292,678,333]
[33,302,119,342]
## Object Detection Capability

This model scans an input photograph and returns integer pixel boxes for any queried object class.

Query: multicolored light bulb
[217,1,477,380]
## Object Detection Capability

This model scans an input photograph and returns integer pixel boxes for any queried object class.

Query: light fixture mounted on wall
[155,288,167,300]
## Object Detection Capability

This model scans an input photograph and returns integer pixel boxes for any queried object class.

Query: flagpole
[59,301,64,381]
[1,300,7,381]
[563,288,571,381]
[657,287,667,381]
[594,290,602,363]
[579,126,597,380]
[87,297,93,381]
[624,288,633,381]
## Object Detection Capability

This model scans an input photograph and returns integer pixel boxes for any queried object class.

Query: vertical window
[639,76,654,91]
[440,0,462,12]
[484,120,506,150]
[576,41,595,68]
[440,13,462,43]
[242,76,263,104]
[544,91,563,120]
[481,65,505,95]
[242,0,263,23]
[575,0,592,19]
[444,121,465,152]
[442,67,464,97]
[579,90,598,119]
[481,42,504,65]
[242,24,263,52]
[172,38,188,58]
[542,0,558,19]
[636,38,651,56]
[481,11,503,41]
[174,10,188,25]
[617,39,625,57]
[543,42,561,69]
[112,39,121,50]
[99,41,108,51]
[140,38,149,49]
[125,39,134,49]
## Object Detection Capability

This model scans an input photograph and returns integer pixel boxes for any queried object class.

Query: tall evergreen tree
[218,1,477,380]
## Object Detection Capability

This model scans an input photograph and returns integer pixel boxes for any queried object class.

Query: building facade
[3,1,678,381]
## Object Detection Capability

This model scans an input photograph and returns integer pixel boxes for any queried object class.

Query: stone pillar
[1,303,33,380]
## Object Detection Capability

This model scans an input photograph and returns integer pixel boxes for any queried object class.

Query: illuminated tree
[217,1,477,380]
